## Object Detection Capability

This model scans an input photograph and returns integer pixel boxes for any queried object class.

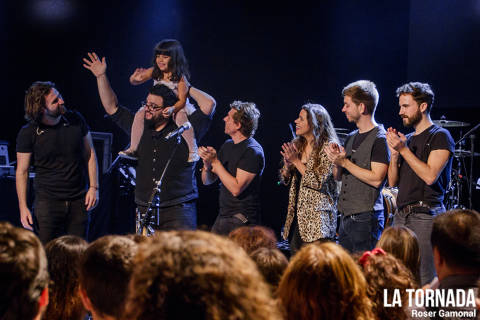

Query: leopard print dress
[282,142,339,242]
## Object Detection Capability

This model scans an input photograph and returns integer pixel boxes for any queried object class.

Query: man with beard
[325,80,389,253]
[83,52,215,230]
[16,81,99,243]
[387,82,454,285]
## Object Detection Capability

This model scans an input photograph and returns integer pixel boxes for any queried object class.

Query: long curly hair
[279,103,339,184]
[360,253,418,320]
[277,242,374,320]
[151,39,190,82]
[45,235,88,320]
[124,230,282,320]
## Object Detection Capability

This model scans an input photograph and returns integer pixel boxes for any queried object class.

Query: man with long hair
[16,81,99,243]
[326,80,390,253]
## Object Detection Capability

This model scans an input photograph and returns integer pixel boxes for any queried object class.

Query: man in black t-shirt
[326,80,390,253]
[199,101,264,235]
[387,82,454,285]
[83,52,215,231]
[16,81,99,243]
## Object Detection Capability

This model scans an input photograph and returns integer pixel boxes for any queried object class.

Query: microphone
[165,122,192,140]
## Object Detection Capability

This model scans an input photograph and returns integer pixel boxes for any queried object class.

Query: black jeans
[338,210,384,254]
[33,197,88,244]
[137,200,197,231]
[211,213,250,236]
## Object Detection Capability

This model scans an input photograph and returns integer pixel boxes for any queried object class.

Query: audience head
[377,226,421,284]
[45,235,88,320]
[359,248,417,320]
[124,230,281,320]
[228,225,277,255]
[250,247,288,289]
[78,235,138,319]
[431,209,480,278]
[277,242,374,320]
[0,222,49,320]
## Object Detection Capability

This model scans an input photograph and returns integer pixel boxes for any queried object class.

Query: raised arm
[386,128,400,187]
[188,86,216,117]
[83,52,118,115]
[16,152,33,230]
[129,67,153,86]
[83,133,99,211]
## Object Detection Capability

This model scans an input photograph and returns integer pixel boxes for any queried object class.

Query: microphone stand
[454,122,480,209]
[137,133,182,236]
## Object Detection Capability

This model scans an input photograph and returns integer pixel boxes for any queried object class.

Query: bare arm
[83,52,118,115]
[83,133,99,210]
[387,152,400,187]
[212,160,257,197]
[399,148,450,185]
[16,152,33,230]
[129,67,153,85]
[387,129,451,185]
[340,160,388,188]
[189,86,216,117]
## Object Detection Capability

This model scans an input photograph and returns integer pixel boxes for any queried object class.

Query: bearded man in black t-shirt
[199,101,264,235]
[16,81,99,243]
[387,82,454,285]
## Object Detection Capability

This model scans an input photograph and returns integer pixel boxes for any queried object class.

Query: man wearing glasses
[83,52,215,231]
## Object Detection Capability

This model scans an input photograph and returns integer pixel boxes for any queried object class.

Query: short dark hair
[79,236,138,319]
[24,81,56,122]
[431,209,480,270]
[0,222,49,320]
[342,80,379,115]
[148,84,179,108]
[396,82,435,113]
[230,101,261,137]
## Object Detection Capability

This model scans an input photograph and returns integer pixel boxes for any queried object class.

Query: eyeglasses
[142,101,164,111]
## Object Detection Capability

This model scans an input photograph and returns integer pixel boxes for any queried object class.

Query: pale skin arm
[199,146,256,197]
[16,152,33,230]
[386,128,400,187]
[199,146,218,185]
[82,52,118,115]
[280,142,307,176]
[188,85,216,117]
[325,143,343,181]
[129,67,154,85]
[83,133,99,211]
[325,142,388,188]
[387,130,451,185]
[162,76,188,118]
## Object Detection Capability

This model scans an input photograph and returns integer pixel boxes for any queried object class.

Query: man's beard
[44,105,65,118]
[402,109,422,128]
[144,113,166,129]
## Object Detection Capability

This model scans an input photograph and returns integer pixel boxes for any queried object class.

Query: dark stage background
[2,0,479,237]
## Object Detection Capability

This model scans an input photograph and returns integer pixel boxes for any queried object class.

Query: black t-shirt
[16,111,89,200]
[217,137,265,221]
[348,128,390,164]
[397,125,454,208]
[109,106,212,207]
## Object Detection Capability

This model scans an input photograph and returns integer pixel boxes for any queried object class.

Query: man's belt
[400,201,431,214]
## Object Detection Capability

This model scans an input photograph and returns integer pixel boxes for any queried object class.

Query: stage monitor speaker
[91,131,113,175]
[0,140,10,166]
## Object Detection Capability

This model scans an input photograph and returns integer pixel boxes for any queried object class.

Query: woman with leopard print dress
[279,104,340,255]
